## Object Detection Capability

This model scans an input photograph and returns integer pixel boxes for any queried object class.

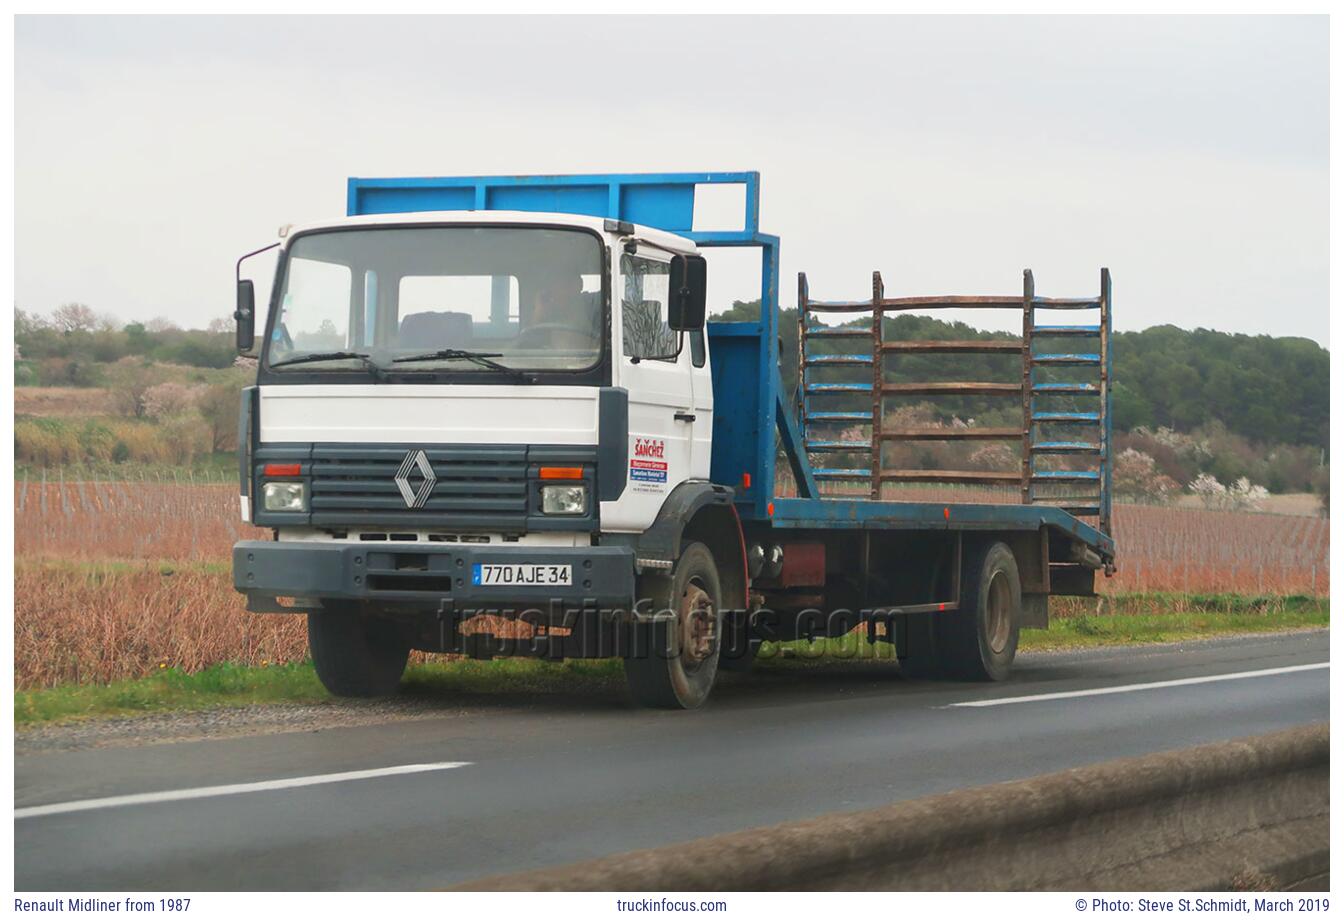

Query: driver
[525,274,599,347]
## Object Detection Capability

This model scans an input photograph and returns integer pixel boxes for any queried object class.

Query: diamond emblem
[394,450,436,509]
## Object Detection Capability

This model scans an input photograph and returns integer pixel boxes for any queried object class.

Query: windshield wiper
[392,348,531,380]
[269,351,388,381]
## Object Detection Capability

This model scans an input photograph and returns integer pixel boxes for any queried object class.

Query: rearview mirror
[235,279,256,353]
[668,254,707,331]
[235,241,280,357]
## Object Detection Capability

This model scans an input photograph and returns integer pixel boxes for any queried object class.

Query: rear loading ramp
[795,267,1114,541]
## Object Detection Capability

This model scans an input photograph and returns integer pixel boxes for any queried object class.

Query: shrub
[1189,473,1269,511]
[113,422,173,464]
[143,382,201,419]
[76,421,118,464]
[158,413,211,464]
[15,418,80,466]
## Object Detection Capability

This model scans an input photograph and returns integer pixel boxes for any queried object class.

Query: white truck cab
[247,211,712,537]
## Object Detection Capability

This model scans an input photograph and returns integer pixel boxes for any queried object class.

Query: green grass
[1019,593,1329,651]
[14,593,1327,727]
[755,592,1328,664]
[15,662,328,726]
[14,658,627,727]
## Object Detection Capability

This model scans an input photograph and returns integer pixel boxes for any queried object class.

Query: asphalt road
[14,630,1329,891]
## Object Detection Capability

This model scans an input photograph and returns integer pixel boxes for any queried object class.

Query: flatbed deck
[768,497,1114,559]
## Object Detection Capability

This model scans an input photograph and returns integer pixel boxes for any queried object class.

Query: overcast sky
[15,15,1329,343]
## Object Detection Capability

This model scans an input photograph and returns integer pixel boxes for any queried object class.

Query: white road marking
[15,761,471,820]
[948,662,1329,708]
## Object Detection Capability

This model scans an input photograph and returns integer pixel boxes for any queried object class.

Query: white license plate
[471,563,572,587]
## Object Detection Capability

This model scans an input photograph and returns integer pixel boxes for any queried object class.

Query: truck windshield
[264,226,604,374]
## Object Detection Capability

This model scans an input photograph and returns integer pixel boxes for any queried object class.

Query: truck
[231,170,1117,709]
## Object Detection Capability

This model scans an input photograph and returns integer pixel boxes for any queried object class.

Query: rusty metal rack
[796,269,1113,537]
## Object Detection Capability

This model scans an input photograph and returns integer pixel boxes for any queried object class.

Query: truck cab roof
[279,209,700,255]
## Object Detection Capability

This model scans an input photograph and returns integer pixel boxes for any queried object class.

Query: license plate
[471,563,572,587]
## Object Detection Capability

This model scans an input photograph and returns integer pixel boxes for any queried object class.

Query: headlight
[541,483,588,515]
[262,481,308,512]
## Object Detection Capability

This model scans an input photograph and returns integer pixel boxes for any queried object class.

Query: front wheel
[624,542,724,709]
[307,604,411,698]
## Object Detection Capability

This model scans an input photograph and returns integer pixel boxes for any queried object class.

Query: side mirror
[235,279,256,353]
[235,240,280,356]
[668,254,707,331]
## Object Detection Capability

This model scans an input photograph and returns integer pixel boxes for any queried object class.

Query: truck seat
[399,311,473,349]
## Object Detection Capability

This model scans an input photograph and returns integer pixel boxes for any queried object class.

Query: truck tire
[307,604,410,698]
[624,542,723,709]
[901,540,1021,681]
[943,540,1021,681]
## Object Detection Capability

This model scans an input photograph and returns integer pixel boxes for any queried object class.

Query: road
[14,630,1329,891]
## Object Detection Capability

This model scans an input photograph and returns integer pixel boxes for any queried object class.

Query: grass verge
[14,658,627,727]
[756,593,1329,664]
[14,593,1326,727]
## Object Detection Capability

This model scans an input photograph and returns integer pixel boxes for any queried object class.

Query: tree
[51,302,97,334]
[197,382,243,452]
[106,359,164,418]
[15,308,47,338]
[142,382,201,420]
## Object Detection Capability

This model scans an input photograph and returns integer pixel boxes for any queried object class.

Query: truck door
[604,249,696,533]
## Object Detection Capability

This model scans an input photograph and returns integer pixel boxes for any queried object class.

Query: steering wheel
[515,323,596,348]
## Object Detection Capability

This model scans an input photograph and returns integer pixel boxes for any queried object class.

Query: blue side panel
[354,185,475,214]
[619,183,696,233]
[707,322,763,512]
[486,184,609,218]
[346,172,757,235]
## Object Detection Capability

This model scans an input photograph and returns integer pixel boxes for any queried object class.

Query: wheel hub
[679,583,717,667]
[986,570,1012,655]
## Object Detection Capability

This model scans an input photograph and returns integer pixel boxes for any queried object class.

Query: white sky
[14,14,1329,343]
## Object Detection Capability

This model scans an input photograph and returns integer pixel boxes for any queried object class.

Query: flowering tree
[1189,472,1268,511]
[1114,448,1179,504]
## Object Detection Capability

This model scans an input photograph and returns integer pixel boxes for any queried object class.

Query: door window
[621,254,677,362]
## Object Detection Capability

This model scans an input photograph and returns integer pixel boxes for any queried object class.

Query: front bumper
[233,540,635,614]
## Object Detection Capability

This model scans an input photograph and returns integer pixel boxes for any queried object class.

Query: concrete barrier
[458,723,1328,891]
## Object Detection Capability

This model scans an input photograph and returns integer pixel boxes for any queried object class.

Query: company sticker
[630,436,669,492]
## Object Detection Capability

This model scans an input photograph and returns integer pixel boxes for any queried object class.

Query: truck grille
[309,445,530,531]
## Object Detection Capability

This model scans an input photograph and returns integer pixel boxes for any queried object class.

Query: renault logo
[395,450,436,509]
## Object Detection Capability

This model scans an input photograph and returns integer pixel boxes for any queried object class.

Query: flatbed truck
[232,171,1116,708]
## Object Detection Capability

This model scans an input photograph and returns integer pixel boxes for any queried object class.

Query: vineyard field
[14,480,1328,595]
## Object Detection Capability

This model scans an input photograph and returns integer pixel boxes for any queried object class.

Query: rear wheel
[901,540,1021,681]
[624,542,723,709]
[308,603,411,698]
